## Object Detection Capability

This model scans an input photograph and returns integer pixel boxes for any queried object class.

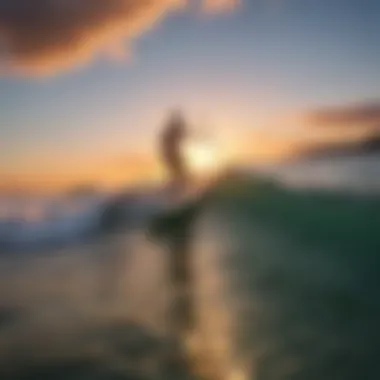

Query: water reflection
[0,229,171,380]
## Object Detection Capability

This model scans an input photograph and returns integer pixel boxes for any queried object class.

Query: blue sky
[1,0,380,190]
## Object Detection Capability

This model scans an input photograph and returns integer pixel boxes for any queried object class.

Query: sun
[183,139,220,174]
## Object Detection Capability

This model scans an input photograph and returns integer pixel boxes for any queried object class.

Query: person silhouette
[160,110,188,191]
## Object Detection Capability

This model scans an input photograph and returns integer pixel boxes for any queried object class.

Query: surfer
[160,110,188,191]
[156,110,196,374]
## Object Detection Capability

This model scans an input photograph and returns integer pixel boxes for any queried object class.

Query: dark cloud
[305,101,380,128]
[0,0,237,75]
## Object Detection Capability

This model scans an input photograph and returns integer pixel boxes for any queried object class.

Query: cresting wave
[2,154,380,250]
[0,190,170,250]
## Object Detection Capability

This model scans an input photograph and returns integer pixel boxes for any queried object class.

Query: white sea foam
[0,189,170,249]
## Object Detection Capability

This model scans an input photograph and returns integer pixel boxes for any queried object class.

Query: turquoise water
[189,176,380,380]
[0,173,379,379]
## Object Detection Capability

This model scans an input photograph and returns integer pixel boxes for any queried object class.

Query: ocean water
[0,155,379,379]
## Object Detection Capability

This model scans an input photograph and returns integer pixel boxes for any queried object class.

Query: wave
[0,171,379,379]
[3,154,380,251]
[0,189,170,251]
[0,194,104,249]
[183,172,380,380]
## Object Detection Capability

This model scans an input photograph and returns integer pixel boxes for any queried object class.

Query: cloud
[304,101,380,129]
[0,0,237,76]
[202,0,240,12]
[235,130,298,163]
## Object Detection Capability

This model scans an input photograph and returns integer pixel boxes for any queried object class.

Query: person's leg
[167,154,188,196]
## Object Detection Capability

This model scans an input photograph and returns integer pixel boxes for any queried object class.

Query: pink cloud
[0,0,237,76]
[304,101,380,129]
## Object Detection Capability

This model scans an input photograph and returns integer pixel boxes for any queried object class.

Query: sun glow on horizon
[184,139,222,175]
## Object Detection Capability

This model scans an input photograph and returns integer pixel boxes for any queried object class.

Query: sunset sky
[1,0,380,192]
